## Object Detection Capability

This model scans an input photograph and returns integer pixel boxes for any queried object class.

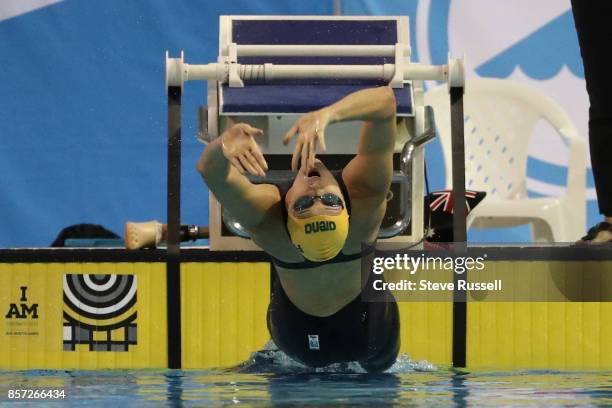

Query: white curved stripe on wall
[0,0,63,23]
[448,0,570,71]
[527,177,597,200]
[83,274,118,292]
[63,275,137,315]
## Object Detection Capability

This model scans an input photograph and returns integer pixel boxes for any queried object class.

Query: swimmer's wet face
[285,160,345,217]
[285,160,350,262]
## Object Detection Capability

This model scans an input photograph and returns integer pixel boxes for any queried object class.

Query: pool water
[0,352,610,407]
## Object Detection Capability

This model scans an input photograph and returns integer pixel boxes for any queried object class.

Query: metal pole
[450,86,467,368]
[167,86,182,369]
[450,87,467,244]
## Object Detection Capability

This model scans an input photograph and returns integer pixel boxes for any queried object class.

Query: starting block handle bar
[239,64,397,81]
[235,44,410,57]
[180,63,447,82]
[166,51,458,89]
[237,64,447,81]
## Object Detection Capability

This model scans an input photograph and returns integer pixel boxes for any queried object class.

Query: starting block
[165,15,466,251]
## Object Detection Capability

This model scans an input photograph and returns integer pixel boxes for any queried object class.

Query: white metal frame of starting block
[167,16,464,90]
[165,15,466,253]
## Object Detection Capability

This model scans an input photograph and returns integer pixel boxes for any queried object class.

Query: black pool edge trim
[0,248,272,263]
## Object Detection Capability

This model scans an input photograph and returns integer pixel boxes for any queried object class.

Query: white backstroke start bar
[166,48,465,90]
[187,63,447,81]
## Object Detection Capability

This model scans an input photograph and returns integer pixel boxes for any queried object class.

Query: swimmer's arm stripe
[328,87,396,198]
[197,138,279,229]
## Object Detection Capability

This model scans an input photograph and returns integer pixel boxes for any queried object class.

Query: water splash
[233,341,436,374]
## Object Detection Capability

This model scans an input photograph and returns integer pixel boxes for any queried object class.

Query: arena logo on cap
[305,220,336,234]
[63,274,137,352]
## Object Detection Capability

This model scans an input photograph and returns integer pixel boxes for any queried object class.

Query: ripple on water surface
[0,350,610,407]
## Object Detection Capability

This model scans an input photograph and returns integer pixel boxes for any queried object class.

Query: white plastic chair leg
[531,219,555,243]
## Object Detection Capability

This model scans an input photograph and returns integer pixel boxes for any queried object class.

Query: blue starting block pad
[232,19,398,47]
[219,17,414,116]
[220,83,413,116]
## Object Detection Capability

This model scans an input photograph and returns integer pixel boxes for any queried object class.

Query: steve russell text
[371,279,502,292]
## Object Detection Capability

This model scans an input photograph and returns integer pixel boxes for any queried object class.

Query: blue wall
[0,0,333,246]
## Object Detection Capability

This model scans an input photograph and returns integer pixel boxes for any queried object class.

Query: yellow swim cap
[286,209,350,262]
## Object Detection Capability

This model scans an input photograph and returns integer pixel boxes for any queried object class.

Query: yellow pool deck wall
[0,262,167,370]
[0,250,610,370]
[181,262,271,369]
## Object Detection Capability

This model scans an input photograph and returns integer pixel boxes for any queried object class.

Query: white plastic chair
[424,78,587,242]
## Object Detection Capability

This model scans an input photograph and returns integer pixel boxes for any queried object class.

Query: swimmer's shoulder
[249,200,305,263]
[341,170,388,251]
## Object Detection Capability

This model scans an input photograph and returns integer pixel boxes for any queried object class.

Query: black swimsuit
[266,172,400,372]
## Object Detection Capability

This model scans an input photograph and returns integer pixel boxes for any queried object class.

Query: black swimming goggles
[293,193,344,213]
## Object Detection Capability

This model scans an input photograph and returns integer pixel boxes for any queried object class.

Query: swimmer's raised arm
[284,86,396,199]
[342,87,396,199]
[197,123,280,229]
[283,86,396,172]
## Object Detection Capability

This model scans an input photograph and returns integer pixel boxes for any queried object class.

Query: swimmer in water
[197,86,399,372]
